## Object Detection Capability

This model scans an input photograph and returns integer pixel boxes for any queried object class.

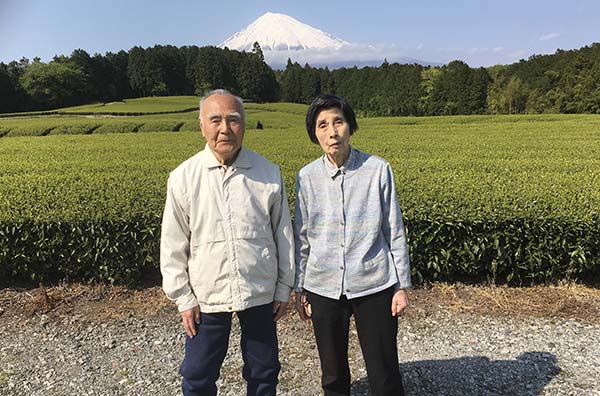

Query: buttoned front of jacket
[161,145,294,313]
[294,147,411,300]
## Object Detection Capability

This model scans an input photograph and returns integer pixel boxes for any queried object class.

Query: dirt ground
[1,282,599,325]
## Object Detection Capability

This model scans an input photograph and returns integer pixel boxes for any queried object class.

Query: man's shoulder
[243,148,277,167]
[242,148,281,177]
[170,151,204,178]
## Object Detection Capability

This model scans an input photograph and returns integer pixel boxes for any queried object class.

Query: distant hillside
[278,43,600,116]
[485,43,600,114]
[1,42,599,116]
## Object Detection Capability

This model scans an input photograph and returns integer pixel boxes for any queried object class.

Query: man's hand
[294,292,312,323]
[181,305,201,338]
[391,289,409,317]
[272,300,289,322]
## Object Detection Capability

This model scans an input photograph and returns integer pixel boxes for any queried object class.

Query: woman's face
[315,107,351,164]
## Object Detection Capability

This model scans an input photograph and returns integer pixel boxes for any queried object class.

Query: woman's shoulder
[353,148,390,170]
[297,156,324,177]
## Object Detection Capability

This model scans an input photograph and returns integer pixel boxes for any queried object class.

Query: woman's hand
[391,289,409,316]
[295,291,312,322]
[272,300,289,322]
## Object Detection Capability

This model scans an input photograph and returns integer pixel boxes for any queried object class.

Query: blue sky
[1,0,599,67]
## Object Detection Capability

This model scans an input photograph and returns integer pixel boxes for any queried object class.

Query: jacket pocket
[234,226,277,293]
[234,225,271,240]
[361,249,389,273]
[191,220,226,246]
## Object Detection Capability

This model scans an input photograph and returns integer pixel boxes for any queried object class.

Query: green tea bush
[137,121,183,132]
[0,217,160,285]
[94,122,145,134]
[406,215,600,284]
[179,120,200,132]
[49,123,101,135]
[1,111,599,286]
[6,125,56,137]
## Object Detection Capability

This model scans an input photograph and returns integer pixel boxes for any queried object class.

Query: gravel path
[1,304,598,396]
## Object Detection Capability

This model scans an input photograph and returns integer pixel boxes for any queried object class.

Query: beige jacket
[160,145,294,313]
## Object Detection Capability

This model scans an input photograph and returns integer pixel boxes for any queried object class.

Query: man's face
[200,94,245,164]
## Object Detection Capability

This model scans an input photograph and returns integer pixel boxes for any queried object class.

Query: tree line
[279,42,600,116]
[0,43,277,113]
[2,42,600,115]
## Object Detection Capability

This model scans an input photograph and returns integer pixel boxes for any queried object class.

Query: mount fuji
[219,12,439,69]
[220,12,349,52]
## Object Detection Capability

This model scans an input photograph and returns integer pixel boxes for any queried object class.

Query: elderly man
[160,89,294,396]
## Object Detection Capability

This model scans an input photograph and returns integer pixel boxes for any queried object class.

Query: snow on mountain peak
[219,12,350,52]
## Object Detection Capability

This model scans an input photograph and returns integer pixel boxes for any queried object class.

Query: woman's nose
[328,124,338,137]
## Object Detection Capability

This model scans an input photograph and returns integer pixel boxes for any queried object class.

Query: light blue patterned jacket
[294,147,411,300]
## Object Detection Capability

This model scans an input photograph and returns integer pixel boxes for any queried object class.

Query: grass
[5,282,599,324]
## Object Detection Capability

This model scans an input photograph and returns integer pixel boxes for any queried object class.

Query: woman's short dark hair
[305,94,358,144]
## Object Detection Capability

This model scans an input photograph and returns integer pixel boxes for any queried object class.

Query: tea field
[1,99,599,285]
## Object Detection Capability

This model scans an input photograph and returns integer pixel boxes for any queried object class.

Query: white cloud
[493,46,505,53]
[508,50,528,59]
[468,47,488,54]
[262,43,438,67]
[540,33,560,41]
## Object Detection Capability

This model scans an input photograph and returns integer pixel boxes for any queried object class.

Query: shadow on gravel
[351,351,560,395]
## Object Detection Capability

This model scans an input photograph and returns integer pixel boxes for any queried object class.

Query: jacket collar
[201,144,252,169]
[322,146,358,179]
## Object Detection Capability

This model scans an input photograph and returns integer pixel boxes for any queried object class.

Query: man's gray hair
[198,89,245,120]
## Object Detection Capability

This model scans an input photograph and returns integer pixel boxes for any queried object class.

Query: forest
[1,42,600,116]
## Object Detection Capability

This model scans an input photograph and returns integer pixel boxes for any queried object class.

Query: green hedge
[48,123,101,135]
[407,215,600,284]
[94,122,146,134]
[1,215,598,287]
[0,217,160,286]
[1,114,599,286]
[137,121,184,132]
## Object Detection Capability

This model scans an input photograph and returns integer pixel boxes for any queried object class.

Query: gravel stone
[0,308,598,395]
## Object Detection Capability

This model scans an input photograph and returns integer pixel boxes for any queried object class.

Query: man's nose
[218,119,231,133]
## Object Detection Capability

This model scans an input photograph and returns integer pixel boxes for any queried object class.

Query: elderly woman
[293,94,411,396]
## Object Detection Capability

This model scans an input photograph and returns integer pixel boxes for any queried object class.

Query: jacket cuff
[394,278,412,290]
[274,283,292,302]
[176,293,199,313]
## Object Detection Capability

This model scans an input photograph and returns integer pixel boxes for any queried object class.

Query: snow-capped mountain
[219,12,440,69]
[219,12,349,52]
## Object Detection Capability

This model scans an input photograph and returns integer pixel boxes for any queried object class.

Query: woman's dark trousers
[306,287,405,396]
